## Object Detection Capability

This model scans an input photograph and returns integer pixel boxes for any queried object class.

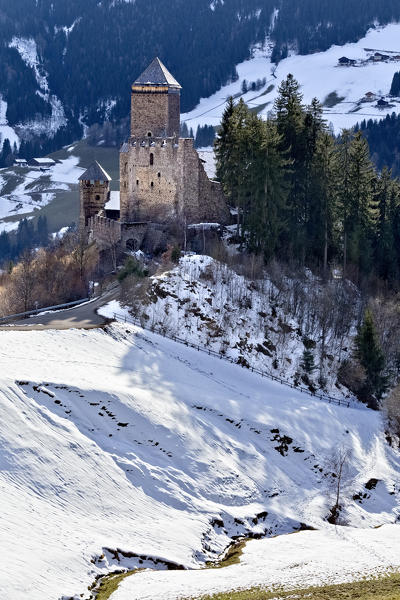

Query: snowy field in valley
[182,23,400,134]
[113,525,400,600]
[0,156,83,232]
[0,312,399,599]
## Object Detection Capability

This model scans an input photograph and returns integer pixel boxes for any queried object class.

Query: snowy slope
[0,320,399,599]
[0,155,83,232]
[9,37,67,137]
[182,23,400,134]
[0,95,19,149]
[108,255,357,399]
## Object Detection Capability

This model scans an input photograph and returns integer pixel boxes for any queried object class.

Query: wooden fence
[112,311,351,408]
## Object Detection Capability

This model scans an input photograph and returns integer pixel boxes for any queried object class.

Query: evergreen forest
[215,75,400,288]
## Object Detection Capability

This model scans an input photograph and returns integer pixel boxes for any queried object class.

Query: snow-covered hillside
[9,37,67,137]
[0,316,399,599]
[183,23,400,134]
[111,255,357,399]
[0,155,83,232]
[0,95,19,150]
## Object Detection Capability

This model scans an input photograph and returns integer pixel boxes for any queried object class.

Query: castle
[79,57,228,255]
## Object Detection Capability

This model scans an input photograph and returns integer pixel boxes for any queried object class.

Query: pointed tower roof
[134,57,181,89]
[78,160,112,182]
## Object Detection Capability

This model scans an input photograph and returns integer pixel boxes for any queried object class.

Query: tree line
[215,74,400,287]
[0,216,49,263]
[2,0,400,150]
[357,113,400,177]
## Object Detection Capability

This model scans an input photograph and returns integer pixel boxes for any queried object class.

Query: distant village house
[338,56,356,66]
[29,157,56,169]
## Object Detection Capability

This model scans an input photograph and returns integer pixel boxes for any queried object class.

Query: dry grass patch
[192,572,400,600]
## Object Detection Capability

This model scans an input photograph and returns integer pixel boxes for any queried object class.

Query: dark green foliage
[300,349,317,374]
[0,138,14,168]
[194,125,215,149]
[390,72,400,96]
[355,309,387,403]
[171,245,181,263]
[117,256,147,282]
[215,78,400,286]
[358,113,400,177]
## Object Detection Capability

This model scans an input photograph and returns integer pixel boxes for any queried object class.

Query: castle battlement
[80,57,228,255]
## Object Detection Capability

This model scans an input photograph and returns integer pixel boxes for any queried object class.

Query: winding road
[0,288,118,331]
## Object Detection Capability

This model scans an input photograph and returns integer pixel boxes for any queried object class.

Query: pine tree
[36,215,49,247]
[0,138,12,167]
[355,309,387,403]
[301,349,316,373]
[336,129,353,274]
[308,132,338,271]
[246,119,289,260]
[215,98,249,236]
[374,168,399,282]
[274,74,306,260]
[347,131,376,275]
[215,96,235,184]
[390,72,400,96]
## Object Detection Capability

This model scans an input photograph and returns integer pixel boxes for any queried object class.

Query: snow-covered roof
[188,222,220,230]
[31,157,56,165]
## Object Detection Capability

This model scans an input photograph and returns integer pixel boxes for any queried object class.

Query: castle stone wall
[120,137,229,226]
[131,88,180,139]
[80,181,109,228]
[88,215,121,249]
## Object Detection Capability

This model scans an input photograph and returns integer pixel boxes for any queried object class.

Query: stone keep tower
[120,57,228,225]
[130,57,181,139]
[79,161,112,228]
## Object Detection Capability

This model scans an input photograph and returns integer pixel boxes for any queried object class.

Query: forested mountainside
[1,0,400,149]
[357,114,400,177]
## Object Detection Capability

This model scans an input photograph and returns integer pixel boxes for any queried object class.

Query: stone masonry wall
[88,215,121,249]
[131,90,170,138]
[120,137,229,226]
[80,181,110,228]
[120,138,181,223]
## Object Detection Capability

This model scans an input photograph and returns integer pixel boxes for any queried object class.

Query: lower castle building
[79,57,228,255]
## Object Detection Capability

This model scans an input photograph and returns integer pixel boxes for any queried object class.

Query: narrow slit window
[150,153,154,166]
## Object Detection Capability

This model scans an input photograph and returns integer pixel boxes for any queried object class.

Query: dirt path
[0,288,118,331]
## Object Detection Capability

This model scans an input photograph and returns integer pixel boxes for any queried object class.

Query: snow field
[0,155,83,232]
[0,319,398,599]
[112,525,400,600]
[182,23,400,134]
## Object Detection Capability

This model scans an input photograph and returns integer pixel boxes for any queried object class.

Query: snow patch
[9,37,67,136]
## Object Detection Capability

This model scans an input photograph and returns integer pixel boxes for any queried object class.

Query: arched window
[157,172,161,178]
[95,194,100,201]
[150,153,154,166]
[147,131,152,137]
[136,179,139,185]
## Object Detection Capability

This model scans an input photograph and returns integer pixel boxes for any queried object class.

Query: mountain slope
[1,0,400,146]
[0,319,399,599]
